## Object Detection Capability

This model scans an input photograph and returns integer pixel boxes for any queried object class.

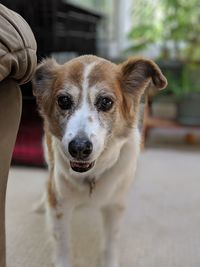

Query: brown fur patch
[43,61,84,138]
[33,58,85,139]
[87,60,128,134]
[47,177,57,208]
[88,60,119,91]
[45,129,54,167]
[55,60,84,90]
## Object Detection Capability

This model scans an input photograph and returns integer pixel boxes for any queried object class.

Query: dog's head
[32,55,167,174]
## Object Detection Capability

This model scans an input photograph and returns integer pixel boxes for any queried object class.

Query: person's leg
[0,80,22,267]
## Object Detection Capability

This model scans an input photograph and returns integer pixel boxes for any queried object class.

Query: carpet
[6,148,200,267]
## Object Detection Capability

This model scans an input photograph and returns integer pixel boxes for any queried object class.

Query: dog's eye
[57,95,73,110]
[96,96,113,112]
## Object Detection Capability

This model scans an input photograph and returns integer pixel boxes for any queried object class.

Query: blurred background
[1,0,200,166]
[1,0,200,165]
[2,1,200,267]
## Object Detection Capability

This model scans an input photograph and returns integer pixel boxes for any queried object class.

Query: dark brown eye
[57,95,73,110]
[96,96,113,112]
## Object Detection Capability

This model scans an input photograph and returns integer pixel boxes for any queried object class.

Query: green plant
[128,0,200,62]
[163,63,200,98]
[128,0,162,52]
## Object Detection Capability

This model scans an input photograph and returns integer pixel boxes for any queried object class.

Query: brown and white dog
[32,55,167,267]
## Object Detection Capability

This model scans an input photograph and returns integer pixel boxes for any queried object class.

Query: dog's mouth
[70,161,95,173]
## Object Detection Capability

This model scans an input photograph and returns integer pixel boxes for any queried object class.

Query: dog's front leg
[47,202,73,267]
[101,204,125,267]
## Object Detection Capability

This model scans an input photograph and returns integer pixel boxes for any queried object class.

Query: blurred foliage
[128,0,161,52]
[128,0,200,62]
[128,0,200,98]
[157,63,200,99]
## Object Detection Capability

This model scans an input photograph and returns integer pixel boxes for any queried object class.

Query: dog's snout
[68,138,93,159]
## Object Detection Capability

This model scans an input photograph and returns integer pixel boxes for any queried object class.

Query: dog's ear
[119,58,167,125]
[32,58,59,98]
[120,57,167,97]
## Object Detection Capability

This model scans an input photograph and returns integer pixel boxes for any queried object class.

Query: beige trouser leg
[0,80,22,267]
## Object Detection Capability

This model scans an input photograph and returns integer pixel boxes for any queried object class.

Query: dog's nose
[68,138,93,159]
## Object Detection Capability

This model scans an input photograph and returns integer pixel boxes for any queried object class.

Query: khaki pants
[0,80,22,267]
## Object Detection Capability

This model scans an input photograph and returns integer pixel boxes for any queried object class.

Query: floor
[6,148,200,267]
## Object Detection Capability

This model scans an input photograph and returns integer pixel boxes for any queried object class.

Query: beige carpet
[6,148,200,267]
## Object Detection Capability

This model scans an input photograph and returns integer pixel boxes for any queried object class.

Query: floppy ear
[119,57,167,126]
[32,58,59,98]
[120,57,167,97]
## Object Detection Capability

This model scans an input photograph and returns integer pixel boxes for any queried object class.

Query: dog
[32,55,167,267]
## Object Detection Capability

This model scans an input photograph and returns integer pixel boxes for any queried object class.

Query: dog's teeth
[70,160,95,173]
[71,162,91,168]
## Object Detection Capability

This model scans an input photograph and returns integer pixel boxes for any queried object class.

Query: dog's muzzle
[68,137,95,173]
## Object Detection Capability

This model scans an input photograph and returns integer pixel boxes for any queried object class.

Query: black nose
[68,138,93,160]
